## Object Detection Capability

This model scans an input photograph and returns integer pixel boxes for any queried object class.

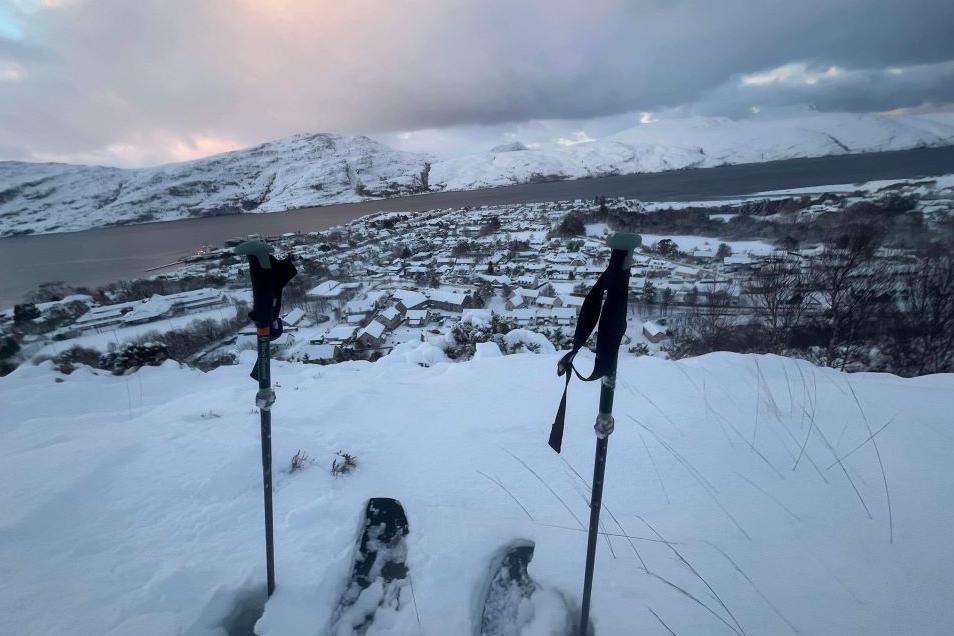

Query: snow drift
[3,111,954,235]
[2,352,953,634]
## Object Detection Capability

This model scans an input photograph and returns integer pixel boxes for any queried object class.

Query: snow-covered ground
[637,234,778,256]
[2,351,953,635]
[3,111,954,236]
[752,173,954,197]
[29,304,242,360]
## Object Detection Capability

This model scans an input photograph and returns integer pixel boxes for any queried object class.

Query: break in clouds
[1,0,954,165]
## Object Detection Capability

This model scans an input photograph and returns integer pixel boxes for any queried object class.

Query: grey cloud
[2,0,954,165]
[692,60,954,118]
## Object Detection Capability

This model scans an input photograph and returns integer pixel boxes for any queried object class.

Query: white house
[307,280,344,298]
[393,289,428,312]
[548,307,577,326]
[357,320,388,348]
[642,320,670,343]
[505,294,526,310]
[282,307,306,328]
[406,309,430,327]
[323,325,359,345]
[376,306,403,329]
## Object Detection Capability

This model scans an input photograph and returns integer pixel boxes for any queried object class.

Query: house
[674,265,703,280]
[505,294,526,310]
[307,280,345,298]
[515,287,540,299]
[393,289,428,312]
[302,343,339,364]
[535,296,561,309]
[558,295,584,314]
[508,308,538,327]
[376,306,403,329]
[548,265,576,280]
[282,307,306,329]
[163,288,226,311]
[71,287,226,332]
[406,309,430,327]
[428,289,472,312]
[72,301,140,331]
[723,255,753,269]
[642,320,670,343]
[305,280,361,298]
[323,325,359,345]
[548,307,577,326]
[122,295,174,325]
[345,296,380,324]
[357,320,388,348]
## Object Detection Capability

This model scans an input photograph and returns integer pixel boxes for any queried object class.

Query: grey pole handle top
[235,240,274,269]
[606,232,641,268]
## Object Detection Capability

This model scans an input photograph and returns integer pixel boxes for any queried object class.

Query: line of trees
[667,226,954,376]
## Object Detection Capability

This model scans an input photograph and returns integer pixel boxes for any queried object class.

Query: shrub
[331,451,358,477]
[51,345,101,374]
[290,450,311,473]
[99,342,169,375]
[629,343,650,356]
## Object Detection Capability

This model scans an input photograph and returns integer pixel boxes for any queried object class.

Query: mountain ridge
[3,111,954,236]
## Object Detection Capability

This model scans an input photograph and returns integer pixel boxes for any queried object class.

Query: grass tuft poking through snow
[331,451,359,478]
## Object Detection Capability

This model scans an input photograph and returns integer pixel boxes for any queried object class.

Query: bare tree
[808,225,888,369]
[743,255,806,347]
[893,254,954,374]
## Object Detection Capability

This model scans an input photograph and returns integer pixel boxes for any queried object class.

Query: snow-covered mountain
[2,351,953,634]
[430,111,954,190]
[3,111,954,235]
[0,133,430,235]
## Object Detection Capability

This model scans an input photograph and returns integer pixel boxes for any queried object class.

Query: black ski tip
[353,497,409,587]
[365,497,409,538]
[330,497,412,634]
[477,540,537,636]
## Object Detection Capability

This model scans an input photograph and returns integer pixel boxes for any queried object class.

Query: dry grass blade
[845,379,893,543]
[826,415,896,469]
[476,470,534,521]
[648,607,678,635]
[502,448,584,529]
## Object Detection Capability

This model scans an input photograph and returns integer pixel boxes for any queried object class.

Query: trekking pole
[546,232,639,635]
[235,240,297,598]
[254,309,277,598]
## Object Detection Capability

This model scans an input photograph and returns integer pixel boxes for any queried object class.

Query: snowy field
[2,351,953,635]
[753,173,954,197]
[637,234,777,256]
[30,304,243,360]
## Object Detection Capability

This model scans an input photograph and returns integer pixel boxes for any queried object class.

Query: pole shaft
[579,436,608,633]
[257,334,276,597]
[579,377,615,635]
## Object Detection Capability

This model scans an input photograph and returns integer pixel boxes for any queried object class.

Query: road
[1,145,952,307]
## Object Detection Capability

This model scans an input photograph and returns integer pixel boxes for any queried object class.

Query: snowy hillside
[2,351,953,635]
[0,133,430,235]
[430,111,954,189]
[3,111,954,236]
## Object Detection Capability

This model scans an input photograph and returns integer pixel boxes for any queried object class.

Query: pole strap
[244,253,297,381]
[548,249,630,453]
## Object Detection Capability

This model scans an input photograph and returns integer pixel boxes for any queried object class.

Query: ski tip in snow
[330,497,412,635]
[477,540,537,636]
[353,498,410,588]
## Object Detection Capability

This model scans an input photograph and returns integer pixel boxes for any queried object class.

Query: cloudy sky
[1,0,953,166]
